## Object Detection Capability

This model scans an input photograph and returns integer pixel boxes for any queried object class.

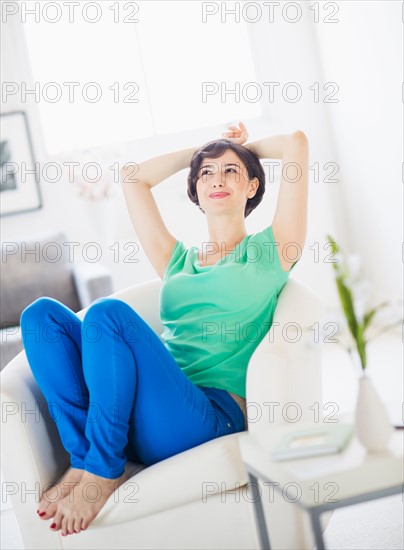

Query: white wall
[245,1,346,308]
[1,2,401,323]
[312,1,402,307]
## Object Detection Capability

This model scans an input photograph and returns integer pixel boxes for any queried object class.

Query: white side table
[239,418,403,550]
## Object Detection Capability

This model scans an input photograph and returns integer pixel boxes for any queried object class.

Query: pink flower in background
[59,147,116,202]
[74,174,112,202]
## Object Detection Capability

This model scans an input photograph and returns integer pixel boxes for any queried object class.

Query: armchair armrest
[0,278,161,548]
[71,262,114,308]
[0,351,70,549]
[246,279,325,432]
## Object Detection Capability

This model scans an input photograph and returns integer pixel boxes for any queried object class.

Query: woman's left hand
[221,121,249,145]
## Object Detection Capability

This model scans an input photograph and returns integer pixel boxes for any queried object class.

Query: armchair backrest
[85,276,323,354]
[76,277,164,337]
[104,277,324,431]
[246,277,325,431]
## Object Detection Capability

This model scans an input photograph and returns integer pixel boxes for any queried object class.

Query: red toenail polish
[39,512,46,516]
[50,523,56,529]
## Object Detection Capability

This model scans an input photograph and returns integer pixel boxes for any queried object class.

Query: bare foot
[37,467,85,520]
[50,470,130,536]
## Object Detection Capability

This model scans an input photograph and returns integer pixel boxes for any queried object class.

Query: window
[22,0,261,155]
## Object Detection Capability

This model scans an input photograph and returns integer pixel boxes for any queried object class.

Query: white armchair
[0,276,328,550]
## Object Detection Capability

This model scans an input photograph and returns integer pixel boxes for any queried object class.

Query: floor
[1,332,403,549]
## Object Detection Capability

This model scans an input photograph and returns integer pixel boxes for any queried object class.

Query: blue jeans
[20,296,245,479]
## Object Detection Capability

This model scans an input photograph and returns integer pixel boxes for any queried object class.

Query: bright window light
[136,1,261,133]
[21,0,261,155]
[22,1,153,155]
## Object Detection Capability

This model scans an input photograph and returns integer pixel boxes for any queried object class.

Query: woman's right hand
[221,121,249,145]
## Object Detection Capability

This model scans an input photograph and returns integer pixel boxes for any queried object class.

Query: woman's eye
[201,169,212,176]
[226,168,236,173]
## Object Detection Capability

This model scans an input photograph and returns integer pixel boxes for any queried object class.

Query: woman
[20,122,308,537]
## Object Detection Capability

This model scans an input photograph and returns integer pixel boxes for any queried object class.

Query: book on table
[271,423,355,461]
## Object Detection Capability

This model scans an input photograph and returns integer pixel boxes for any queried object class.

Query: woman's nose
[212,178,224,187]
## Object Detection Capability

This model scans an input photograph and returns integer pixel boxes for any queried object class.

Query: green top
[159,225,300,398]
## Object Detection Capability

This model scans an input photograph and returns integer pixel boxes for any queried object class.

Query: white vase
[355,374,393,452]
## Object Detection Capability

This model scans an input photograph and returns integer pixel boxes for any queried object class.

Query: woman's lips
[209,192,230,199]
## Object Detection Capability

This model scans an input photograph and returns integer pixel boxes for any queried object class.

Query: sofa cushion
[93,431,250,526]
[1,230,81,328]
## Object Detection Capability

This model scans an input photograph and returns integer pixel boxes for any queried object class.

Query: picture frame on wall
[0,110,43,216]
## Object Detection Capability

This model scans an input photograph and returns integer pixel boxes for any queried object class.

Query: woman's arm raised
[246,130,309,272]
[121,146,202,190]
[120,145,201,280]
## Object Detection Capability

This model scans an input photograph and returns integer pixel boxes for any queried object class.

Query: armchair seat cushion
[93,431,249,526]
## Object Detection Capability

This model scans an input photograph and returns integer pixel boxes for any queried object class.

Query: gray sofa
[0,230,114,371]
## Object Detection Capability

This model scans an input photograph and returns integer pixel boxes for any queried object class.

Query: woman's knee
[20,297,73,345]
[20,296,62,326]
[83,298,138,322]
[83,298,146,342]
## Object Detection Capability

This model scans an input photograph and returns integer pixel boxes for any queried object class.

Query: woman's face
[195,149,258,217]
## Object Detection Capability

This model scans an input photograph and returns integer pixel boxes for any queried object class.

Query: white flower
[346,253,362,280]
[326,308,356,351]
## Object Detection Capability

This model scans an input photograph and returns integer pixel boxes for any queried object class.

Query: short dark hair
[187,139,266,218]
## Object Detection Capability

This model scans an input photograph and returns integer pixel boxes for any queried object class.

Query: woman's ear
[248,177,259,198]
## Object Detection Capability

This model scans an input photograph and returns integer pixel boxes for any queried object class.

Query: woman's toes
[50,511,63,532]
[61,516,69,537]
[73,518,82,534]
[66,516,76,535]
[38,488,63,519]
[81,518,88,531]
[38,502,56,520]
[38,468,85,523]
